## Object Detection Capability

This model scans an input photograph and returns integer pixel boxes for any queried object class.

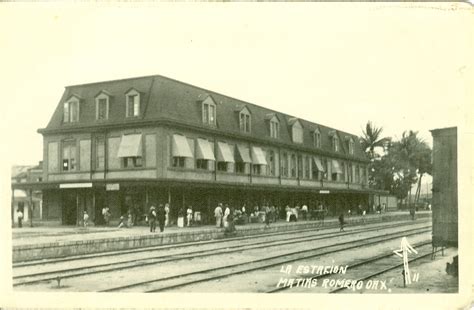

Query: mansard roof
[41,74,367,160]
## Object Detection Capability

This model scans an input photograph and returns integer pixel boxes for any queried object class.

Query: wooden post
[29,189,33,227]
[76,192,80,226]
[92,191,96,224]
[145,187,149,206]
[168,186,171,204]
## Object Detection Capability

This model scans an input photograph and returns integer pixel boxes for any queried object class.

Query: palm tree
[360,121,391,159]
[391,131,432,205]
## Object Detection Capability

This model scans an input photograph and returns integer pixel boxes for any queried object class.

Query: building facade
[11,163,43,225]
[33,75,376,225]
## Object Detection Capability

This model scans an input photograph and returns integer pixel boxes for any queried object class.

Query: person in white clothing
[285,205,291,222]
[301,204,308,220]
[186,206,193,227]
[214,203,223,228]
[223,204,231,228]
[17,210,24,228]
[83,211,89,227]
[164,203,170,227]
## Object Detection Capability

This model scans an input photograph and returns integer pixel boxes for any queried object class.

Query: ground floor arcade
[34,180,380,226]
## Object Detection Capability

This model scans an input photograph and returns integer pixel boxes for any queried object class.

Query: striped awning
[251,146,267,165]
[196,138,215,161]
[171,134,193,158]
[235,145,251,163]
[331,160,343,174]
[117,134,142,157]
[217,142,235,163]
[312,157,325,172]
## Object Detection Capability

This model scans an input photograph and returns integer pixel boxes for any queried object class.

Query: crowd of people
[71,200,392,233]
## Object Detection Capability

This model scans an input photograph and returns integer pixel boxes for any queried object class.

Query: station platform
[12,211,431,263]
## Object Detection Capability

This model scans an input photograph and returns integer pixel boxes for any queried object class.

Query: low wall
[12,212,431,263]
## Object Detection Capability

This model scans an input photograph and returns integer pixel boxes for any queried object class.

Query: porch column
[29,189,33,227]
[76,192,80,226]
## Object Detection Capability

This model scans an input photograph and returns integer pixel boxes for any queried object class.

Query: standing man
[270,205,277,223]
[149,205,157,233]
[157,204,166,232]
[17,209,23,228]
[223,204,231,228]
[338,213,345,231]
[103,207,111,226]
[285,205,291,222]
[164,203,170,227]
[186,206,193,227]
[264,205,271,228]
[301,204,308,221]
[83,211,89,227]
[214,203,223,228]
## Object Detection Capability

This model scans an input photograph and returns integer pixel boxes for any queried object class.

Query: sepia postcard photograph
[0,2,472,310]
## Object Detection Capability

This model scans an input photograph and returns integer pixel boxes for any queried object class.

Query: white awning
[117,134,142,157]
[312,157,325,172]
[196,138,215,160]
[331,160,343,174]
[251,146,267,165]
[235,145,251,163]
[217,142,235,163]
[172,134,193,158]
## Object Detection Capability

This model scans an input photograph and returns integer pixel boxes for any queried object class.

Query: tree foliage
[362,124,432,202]
[360,121,391,159]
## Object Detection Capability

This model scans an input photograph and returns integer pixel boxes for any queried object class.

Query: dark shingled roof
[42,74,368,161]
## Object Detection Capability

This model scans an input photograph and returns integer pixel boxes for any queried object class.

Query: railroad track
[14,218,429,268]
[13,221,430,286]
[329,244,440,294]
[267,241,438,293]
[99,226,431,292]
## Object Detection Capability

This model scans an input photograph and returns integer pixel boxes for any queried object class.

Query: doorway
[61,191,77,225]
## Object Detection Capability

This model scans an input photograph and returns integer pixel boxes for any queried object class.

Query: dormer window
[269,116,280,139]
[125,89,140,117]
[202,96,216,126]
[332,135,339,152]
[239,107,251,133]
[289,119,303,143]
[313,129,321,148]
[63,96,80,123]
[348,138,354,155]
[95,91,110,120]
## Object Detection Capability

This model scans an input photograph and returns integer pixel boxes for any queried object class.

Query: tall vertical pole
[168,186,171,204]
[92,191,96,224]
[76,192,79,226]
[11,187,15,226]
[29,189,33,227]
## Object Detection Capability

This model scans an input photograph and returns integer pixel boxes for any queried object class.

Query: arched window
[348,138,354,155]
[63,95,80,123]
[270,117,280,139]
[125,89,140,117]
[332,135,339,152]
[291,154,297,178]
[290,119,303,143]
[281,152,288,177]
[239,107,251,133]
[202,96,217,126]
[313,129,321,148]
[95,91,110,120]
[268,150,275,176]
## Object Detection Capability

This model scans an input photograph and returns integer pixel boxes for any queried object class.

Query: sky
[1,3,472,183]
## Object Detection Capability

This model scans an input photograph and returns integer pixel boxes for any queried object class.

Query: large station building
[23,75,382,225]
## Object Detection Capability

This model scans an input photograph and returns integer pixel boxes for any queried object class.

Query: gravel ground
[15,221,430,292]
[168,232,431,293]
